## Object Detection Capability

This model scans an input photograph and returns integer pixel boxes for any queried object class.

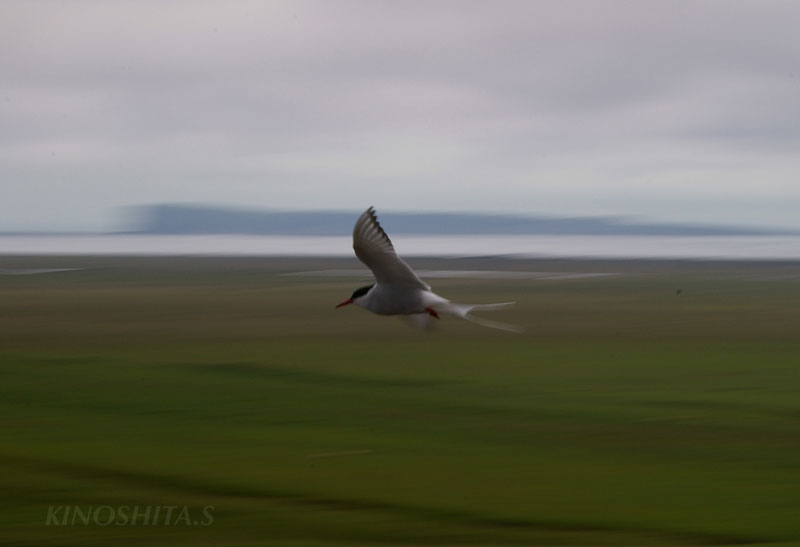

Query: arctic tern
[336,207,520,332]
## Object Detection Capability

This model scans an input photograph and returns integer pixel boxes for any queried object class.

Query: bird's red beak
[335,298,353,309]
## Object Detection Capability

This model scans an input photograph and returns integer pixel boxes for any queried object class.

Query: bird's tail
[438,302,522,332]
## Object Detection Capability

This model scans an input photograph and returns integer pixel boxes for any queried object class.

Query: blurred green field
[2,256,800,546]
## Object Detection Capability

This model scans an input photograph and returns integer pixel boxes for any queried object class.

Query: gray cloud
[1,0,799,230]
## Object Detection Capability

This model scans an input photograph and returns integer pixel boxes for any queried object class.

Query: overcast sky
[2,0,799,231]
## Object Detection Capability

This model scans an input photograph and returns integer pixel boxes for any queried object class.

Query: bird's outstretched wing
[353,207,430,290]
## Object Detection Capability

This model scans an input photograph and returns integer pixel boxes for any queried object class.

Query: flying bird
[336,207,520,331]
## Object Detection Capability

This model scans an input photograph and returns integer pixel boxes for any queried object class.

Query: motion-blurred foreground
[2,256,800,545]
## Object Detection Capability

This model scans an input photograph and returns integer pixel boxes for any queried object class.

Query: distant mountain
[127,204,796,236]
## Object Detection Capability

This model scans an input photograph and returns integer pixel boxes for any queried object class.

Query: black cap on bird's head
[335,284,374,308]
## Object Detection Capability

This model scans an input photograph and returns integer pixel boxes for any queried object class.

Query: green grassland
[1,256,800,546]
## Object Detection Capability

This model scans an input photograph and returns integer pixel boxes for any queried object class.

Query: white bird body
[353,283,448,315]
[336,207,520,332]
